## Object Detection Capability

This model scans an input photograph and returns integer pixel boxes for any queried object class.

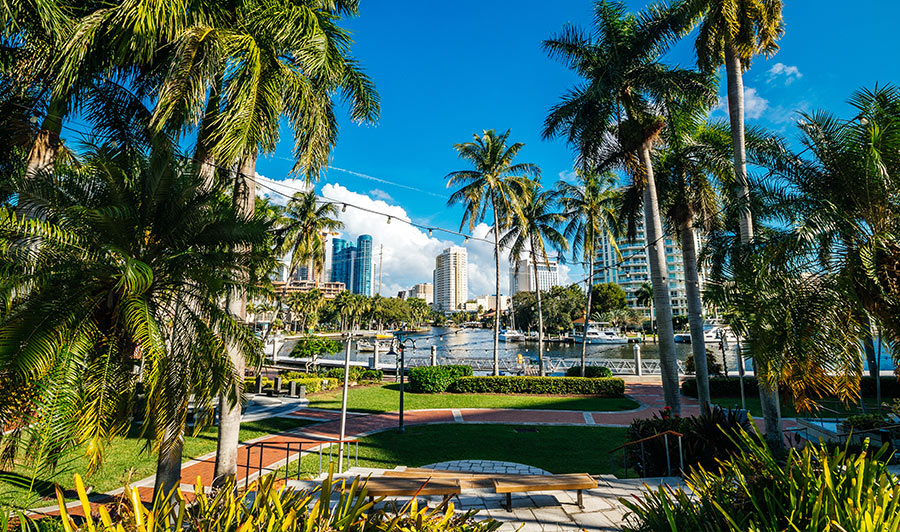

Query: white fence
[384,355,686,375]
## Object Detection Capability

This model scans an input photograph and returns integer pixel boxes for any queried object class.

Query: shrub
[622,430,900,531]
[407,365,473,393]
[323,367,384,383]
[684,349,724,376]
[450,376,624,396]
[565,365,613,378]
[277,374,337,393]
[841,413,892,433]
[626,407,751,477]
[290,336,342,358]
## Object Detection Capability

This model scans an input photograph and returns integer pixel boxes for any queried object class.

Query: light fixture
[859,117,870,126]
[464,236,469,243]
[428,229,433,237]
[29,115,40,124]
[342,204,347,212]
[387,216,392,224]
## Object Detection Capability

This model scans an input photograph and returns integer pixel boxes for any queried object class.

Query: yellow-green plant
[622,429,900,532]
[50,467,499,532]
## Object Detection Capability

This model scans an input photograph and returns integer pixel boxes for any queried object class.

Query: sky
[254,0,900,299]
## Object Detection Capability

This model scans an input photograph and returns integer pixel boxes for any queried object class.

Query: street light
[389,334,416,433]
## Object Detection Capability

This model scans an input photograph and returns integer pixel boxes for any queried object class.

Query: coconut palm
[686,0,784,244]
[446,129,539,376]
[500,180,569,375]
[543,0,715,411]
[0,120,271,502]
[277,192,343,283]
[557,170,621,377]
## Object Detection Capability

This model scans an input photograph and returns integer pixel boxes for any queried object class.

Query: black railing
[241,438,359,490]
[609,430,684,478]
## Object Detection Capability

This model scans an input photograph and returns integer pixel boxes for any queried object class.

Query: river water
[318,327,896,374]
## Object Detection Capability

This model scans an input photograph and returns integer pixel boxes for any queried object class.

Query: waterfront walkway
[38,380,794,524]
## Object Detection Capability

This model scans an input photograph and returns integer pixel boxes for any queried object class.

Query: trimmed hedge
[408,365,473,393]
[286,377,337,394]
[323,367,383,382]
[566,365,613,378]
[450,376,624,396]
[683,376,900,399]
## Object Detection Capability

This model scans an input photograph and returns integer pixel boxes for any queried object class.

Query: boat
[571,328,628,344]
[356,340,388,352]
[674,333,692,344]
[499,329,526,342]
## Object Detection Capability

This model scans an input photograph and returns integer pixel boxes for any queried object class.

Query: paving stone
[570,510,620,531]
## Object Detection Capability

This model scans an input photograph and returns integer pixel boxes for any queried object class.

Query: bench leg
[506,493,512,512]
[577,490,583,509]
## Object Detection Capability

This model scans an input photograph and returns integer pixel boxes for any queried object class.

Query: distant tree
[591,283,627,315]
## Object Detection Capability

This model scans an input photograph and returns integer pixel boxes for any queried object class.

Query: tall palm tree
[543,0,715,411]
[558,170,621,377]
[195,1,377,484]
[446,129,538,376]
[500,180,569,375]
[0,124,271,502]
[685,0,785,438]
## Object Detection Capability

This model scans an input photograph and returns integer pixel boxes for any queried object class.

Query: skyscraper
[509,256,560,295]
[330,235,373,296]
[433,246,468,313]
[354,235,373,296]
[594,218,697,317]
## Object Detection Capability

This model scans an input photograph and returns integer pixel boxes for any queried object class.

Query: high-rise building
[594,219,696,317]
[433,246,468,313]
[509,256,560,295]
[354,235,373,296]
[409,282,434,305]
[330,235,373,296]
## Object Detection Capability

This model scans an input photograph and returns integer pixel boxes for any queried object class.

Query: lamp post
[389,333,416,433]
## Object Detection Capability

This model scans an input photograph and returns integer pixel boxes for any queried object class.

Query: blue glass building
[330,235,372,295]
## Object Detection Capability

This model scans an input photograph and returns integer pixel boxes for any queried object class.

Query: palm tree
[558,170,621,377]
[1,123,271,502]
[278,192,343,283]
[500,181,568,375]
[544,1,714,411]
[687,0,784,245]
[635,282,655,337]
[446,129,539,376]
[685,0,785,436]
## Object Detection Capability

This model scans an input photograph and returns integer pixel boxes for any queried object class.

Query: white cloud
[557,169,578,183]
[321,183,512,299]
[767,62,802,85]
[716,87,769,120]
[255,174,312,205]
[369,188,394,202]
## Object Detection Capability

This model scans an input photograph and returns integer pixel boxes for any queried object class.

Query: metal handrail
[241,438,360,490]
[609,430,684,478]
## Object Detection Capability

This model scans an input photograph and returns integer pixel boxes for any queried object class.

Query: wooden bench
[492,473,597,511]
[382,468,495,489]
[359,477,462,504]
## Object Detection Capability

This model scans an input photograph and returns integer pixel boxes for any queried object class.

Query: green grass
[710,396,890,418]
[0,417,313,510]
[277,424,629,478]
[306,384,639,413]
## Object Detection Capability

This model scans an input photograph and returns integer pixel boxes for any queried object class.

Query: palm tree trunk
[194,77,221,191]
[680,219,710,414]
[726,41,781,445]
[639,145,680,414]
[25,96,65,181]
[491,204,501,376]
[532,241,545,377]
[581,254,593,377]
[214,153,256,485]
[152,420,185,503]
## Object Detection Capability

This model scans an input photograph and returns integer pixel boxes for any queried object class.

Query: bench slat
[492,473,597,494]
[361,477,461,497]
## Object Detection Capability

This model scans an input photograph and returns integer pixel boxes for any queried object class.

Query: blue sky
[253,0,899,297]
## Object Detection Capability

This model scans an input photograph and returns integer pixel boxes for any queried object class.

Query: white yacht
[571,328,628,344]
[499,329,526,342]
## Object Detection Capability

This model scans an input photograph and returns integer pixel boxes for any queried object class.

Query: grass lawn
[278,424,629,479]
[0,417,313,510]
[710,395,892,418]
[306,384,639,413]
